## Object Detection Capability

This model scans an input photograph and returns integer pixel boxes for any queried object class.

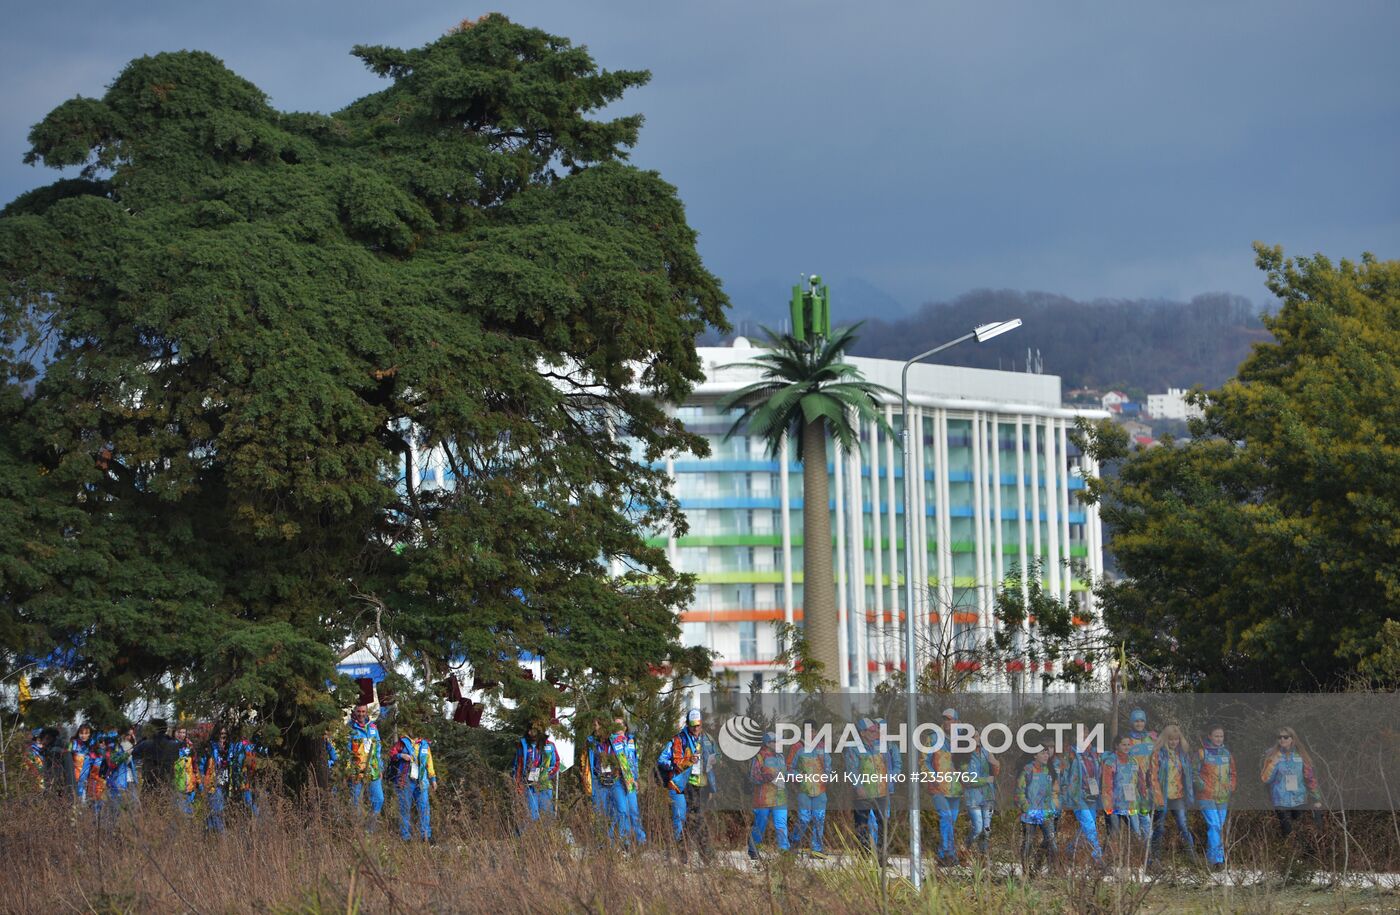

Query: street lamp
[900,318,1020,888]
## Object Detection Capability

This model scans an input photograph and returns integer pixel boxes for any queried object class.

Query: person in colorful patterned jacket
[1055,745,1104,865]
[600,716,646,846]
[347,703,386,823]
[786,719,832,858]
[100,726,140,820]
[747,732,789,859]
[1101,734,1148,846]
[70,723,98,803]
[579,717,608,817]
[1124,708,1161,846]
[390,729,437,842]
[1147,724,1197,865]
[843,716,901,864]
[172,724,199,815]
[963,729,1000,856]
[24,727,51,793]
[1261,726,1323,838]
[512,722,560,823]
[201,726,232,831]
[229,733,259,813]
[924,708,965,867]
[1193,724,1236,868]
[657,708,718,863]
[1017,746,1060,874]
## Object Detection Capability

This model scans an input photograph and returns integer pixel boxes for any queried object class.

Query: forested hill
[845,290,1272,394]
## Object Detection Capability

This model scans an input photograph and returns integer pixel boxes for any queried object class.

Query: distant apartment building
[1145,387,1204,421]
[639,339,1109,691]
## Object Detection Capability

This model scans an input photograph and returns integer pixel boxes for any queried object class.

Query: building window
[739,621,758,661]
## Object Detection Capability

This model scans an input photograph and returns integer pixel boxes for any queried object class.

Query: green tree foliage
[1081,245,1400,690]
[0,15,726,762]
[716,325,891,683]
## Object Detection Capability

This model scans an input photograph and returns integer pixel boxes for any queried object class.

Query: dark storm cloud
[3,0,1396,319]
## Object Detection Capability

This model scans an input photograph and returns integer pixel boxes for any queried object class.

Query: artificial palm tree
[718,325,893,686]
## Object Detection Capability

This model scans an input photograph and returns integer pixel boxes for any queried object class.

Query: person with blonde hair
[1261,726,1322,837]
[1147,724,1197,866]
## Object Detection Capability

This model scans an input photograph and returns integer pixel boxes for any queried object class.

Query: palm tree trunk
[802,418,840,685]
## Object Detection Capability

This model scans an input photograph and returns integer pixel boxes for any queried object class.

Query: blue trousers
[668,784,714,855]
[525,786,554,820]
[206,787,226,832]
[1070,808,1103,860]
[1150,802,1196,860]
[792,793,827,852]
[350,778,384,828]
[932,795,961,859]
[749,807,789,855]
[627,789,646,843]
[1201,806,1228,864]
[967,802,993,852]
[853,797,890,853]
[178,790,196,816]
[602,782,644,844]
[398,783,431,840]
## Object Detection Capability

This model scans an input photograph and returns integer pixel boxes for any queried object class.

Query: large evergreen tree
[0,15,726,759]
[1083,244,1400,690]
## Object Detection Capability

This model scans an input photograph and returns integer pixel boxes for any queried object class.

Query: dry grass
[1,789,1396,914]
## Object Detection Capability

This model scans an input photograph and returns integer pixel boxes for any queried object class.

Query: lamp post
[901,319,1020,888]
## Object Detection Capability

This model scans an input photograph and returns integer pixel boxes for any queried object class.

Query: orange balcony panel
[679,608,805,623]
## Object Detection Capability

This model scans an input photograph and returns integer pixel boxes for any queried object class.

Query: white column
[780,432,794,627]
[884,404,900,676]
[1029,419,1041,582]
[1044,416,1061,601]
[911,406,926,670]
[834,442,849,689]
[666,455,679,570]
[936,409,954,642]
[973,412,989,627]
[1059,420,1073,598]
[991,416,1005,609]
[848,413,868,691]
[869,417,885,679]
[1016,418,1030,673]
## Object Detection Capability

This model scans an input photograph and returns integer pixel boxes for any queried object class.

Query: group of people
[710,707,1325,873]
[21,719,260,830]
[18,702,1326,873]
[917,708,1323,873]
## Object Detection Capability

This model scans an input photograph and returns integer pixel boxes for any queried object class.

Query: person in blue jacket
[657,708,718,864]
[1260,726,1323,838]
[347,703,386,827]
[843,716,902,864]
[786,719,833,858]
[599,715,646,846]
[1054,744,1104,866]
[201,725,232,832]
[390,729,437,842]
[513,722,560,824]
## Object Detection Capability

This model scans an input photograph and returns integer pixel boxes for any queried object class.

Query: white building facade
[651,340,1108,691]
[1145,387,1203,421]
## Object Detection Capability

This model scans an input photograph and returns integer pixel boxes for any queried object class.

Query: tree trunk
[801,419,840,686]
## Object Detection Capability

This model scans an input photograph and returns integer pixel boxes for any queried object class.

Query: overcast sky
[3,0,1397,320]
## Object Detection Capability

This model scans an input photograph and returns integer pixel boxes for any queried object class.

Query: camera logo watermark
[716,715,765,761]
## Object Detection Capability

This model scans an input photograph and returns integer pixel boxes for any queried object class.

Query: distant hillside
[825,290,1270,394]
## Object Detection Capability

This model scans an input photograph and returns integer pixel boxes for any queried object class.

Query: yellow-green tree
[1082,244,1400,690]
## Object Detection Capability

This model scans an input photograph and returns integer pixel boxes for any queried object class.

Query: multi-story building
[1145,387,1204,422]
[651,338,1108,691]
